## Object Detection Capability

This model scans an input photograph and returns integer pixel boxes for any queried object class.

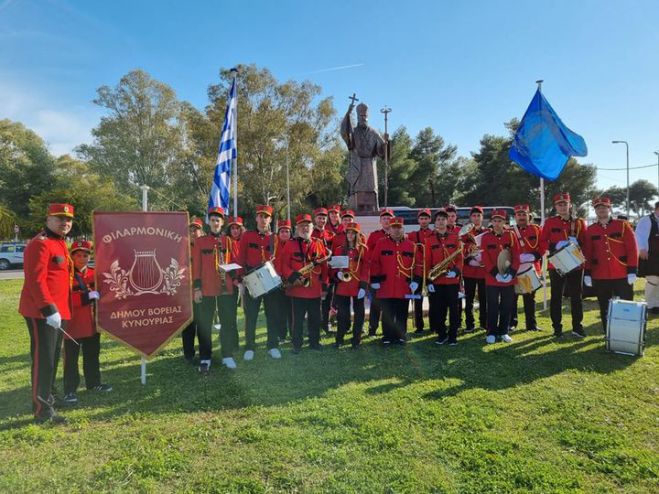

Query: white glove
[88,290,100,300]
[370,282,381,290]
[495,273,512,283]
[468,259,481,267]
[427,284,435,293]
[568,236,578,244]
[627,274,637,285]
[501,274,512,283]
[519,253,535,263]
[584,275,592,287]
[45,312,62,328]
[357,288,366,299]
[474,253,482,263]
[556,240,569,250]
[445,270,457,278]
[409,281,419,292]
[336,272,344,282]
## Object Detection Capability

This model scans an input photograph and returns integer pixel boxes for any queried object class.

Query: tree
[77,69,185,208]
[629,179,657,217]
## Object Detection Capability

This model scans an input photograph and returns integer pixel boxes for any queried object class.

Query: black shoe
[435,337,449,345]
[292,347,301,355]
[310,344,323,351]
[571,329,585,338]
[63,392,78,405]
[351,342,360,349]
[198,362,210,375]
[553,331,563,338]
[414,328,425,335]
[396,338,407,345]
[381,338,392,345]
[333,341,343,348]
[509,326,517,333]
[184,356,195,365]
[464,327,475,333]
[448,340,458,346]
[88,384,113,392]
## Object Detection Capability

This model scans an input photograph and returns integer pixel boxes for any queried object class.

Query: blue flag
[509,88,587,181]
[208,77,237,213]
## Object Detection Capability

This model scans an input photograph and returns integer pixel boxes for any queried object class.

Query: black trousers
[412,283,426,331]
[549,269,583,334]
[63,333,101,394]
[243,289,278,351]
[25,317,63,419]
[368,287,382,335]
[291,297,321,349]
[511,292,538,330]
[429,284,460,342]
[197,293,239,360]
[593,278,634,332]
[464,277,487,329]
[486,285,515,336]
[321,282,336,331]
[270,288,292,340]
[334,294,365,345]
[181,299,201,360]
[380,298,409,341]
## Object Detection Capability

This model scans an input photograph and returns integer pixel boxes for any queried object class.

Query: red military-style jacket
[584,218,638,280]
[366,229,389,260]
[238,229,275,273]
[281,236,330,299]
[407,227,433,255]
[19,228,73,320]
[332,230,366,252]
[481,228,521,287]
[461,225,489,279]
[370,236,417,299]
[418,230,463,286]
[272,236,288,276]
[311,227,335,250]
[540,215,587,271]
[331,242,370,297]
[511,223,545,272]
[327,221,343,235]
[193,233,236,296]
[68,266,96,339]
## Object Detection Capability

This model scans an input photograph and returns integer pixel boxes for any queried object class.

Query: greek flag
[208,77,237,212]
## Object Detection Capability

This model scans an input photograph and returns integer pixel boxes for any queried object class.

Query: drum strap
[512,224,525,247]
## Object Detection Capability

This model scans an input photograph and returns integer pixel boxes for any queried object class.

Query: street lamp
[272,137,291,222]
[612,140,630,217]
[654,151,659,194]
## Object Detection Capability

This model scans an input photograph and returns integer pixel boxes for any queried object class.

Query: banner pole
[140,184,149,385]
[231,68,239,218]
[540,177,548,310]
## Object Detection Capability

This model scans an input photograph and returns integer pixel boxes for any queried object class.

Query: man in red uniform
[331,222,369,348]
[539,192,587,338]
[312,207,336,334]
[272,219,293,342]
[583,197,638,332]
[19,203,74,423]
[281,214,330,353]
[446,204,462,232]
[193,207,241,372]
[481,209,521,344]
[62,241,111,405]
[327,204,343,235]
[509,204,544,332]
[461,206,489,333]
[370,216,418,345]
[408,208,433,334]
[238,205,280,360]
[366,208,394,336]
[181,216,205,364]
[421,209,463,345]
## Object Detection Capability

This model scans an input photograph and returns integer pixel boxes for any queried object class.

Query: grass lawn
[0,279,657,493]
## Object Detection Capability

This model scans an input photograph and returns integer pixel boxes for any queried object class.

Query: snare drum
[243,261,282,298]
[606,299,646,356]
[549,242,585,276]
[515,266,542,295]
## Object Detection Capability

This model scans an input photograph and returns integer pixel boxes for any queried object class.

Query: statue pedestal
[348,191,378,214]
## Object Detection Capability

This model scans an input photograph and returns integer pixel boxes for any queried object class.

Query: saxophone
[428,242,463,279]
[292,249,333,288]
[214,240,227,285]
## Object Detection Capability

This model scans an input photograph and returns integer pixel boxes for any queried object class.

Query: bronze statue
[340,96,386,212]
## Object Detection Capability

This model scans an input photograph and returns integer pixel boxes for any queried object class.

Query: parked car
[0,242,26,270]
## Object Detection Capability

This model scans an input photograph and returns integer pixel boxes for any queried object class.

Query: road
[0,269,23,280]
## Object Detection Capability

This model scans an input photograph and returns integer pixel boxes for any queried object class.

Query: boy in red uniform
[481,210,521,344]
[408,208,434,334]
[312,207,336,334]
[331,222,369,348]
[280,214,330,353]
[421,209,463,345]
[461,206,489,333]
[272,219,293,342]
[370,216,418,345]
[63,241,112,405]
[19,203,75,423]
[181,216,205,364]
[366,208,394,336]
[583,197,638,332]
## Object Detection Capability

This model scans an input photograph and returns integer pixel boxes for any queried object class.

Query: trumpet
[428,243,463,279]
[458,223,485,259]
[291,249,333,288]
[337,271,352,282]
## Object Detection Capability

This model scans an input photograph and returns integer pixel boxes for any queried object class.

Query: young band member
[332,222,369,348]
[539,192,587,338]
[238,205,281,360]
[327,204,343,235]
[193,207,240,372]
[63,241,111,405]
[312,207,336,335]
[461,206,488,333]
[635,201,659,314]
[281,214,330,353]
[510,204,544,331]
[332,209,362,252]
[272,219,293,342]
[19,203,75,423]
[481,209,521,343]
[421,209,463,345]
[370,216,418,345]
[227,216,245,243]
[583,197,638,332]
[408,208,433,334]
[445,204,462,231]
[182,216,205,364]
[366,208,394,336]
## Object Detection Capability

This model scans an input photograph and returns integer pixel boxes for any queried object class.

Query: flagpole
[535,79,549,311]
[140,184,149,385]
[231,67,239,218]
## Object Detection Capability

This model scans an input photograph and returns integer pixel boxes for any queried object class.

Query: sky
[1,0,658,192]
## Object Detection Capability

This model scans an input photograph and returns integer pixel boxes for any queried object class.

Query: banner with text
[94,212,192,358]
